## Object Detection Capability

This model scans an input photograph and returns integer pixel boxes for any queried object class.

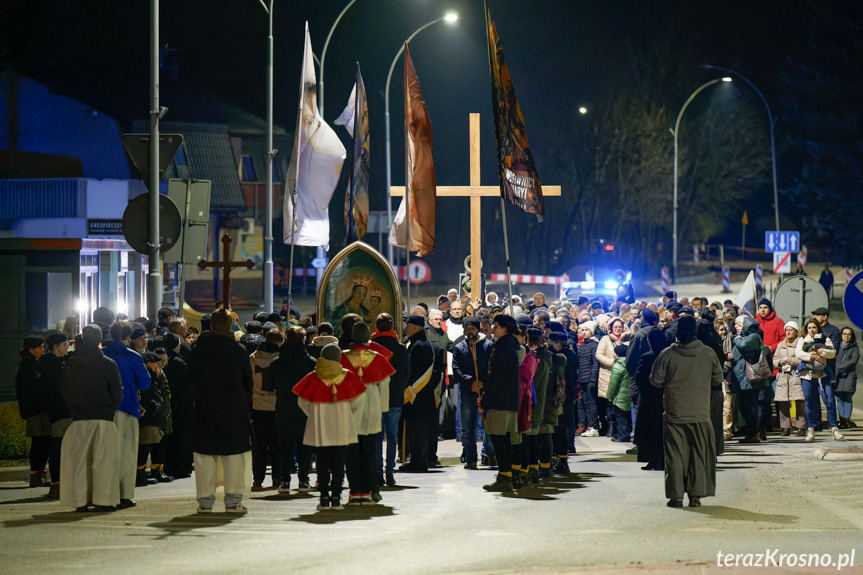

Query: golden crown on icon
[352,274,373,287]
[369,288,382,298]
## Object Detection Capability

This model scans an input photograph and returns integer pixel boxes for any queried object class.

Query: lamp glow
[722,77,732,82]
[445,13,458,23]
[579,106,587,114]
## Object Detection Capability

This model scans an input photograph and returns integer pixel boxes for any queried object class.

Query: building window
[240,155,256,181]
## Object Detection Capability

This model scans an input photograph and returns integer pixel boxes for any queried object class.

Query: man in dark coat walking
[401,315,444,472]
[189,309,254,513]
[650,316,722,508]
[452,317,493,470]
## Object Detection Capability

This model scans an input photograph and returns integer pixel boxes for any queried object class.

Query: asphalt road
[3,428,863,575]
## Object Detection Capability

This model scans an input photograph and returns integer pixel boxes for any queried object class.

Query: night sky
[2,1,859,274]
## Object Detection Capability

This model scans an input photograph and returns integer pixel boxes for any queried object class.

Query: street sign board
[122,193,182,255]
[773,251,791,274]
[163,179,211,264]
[408,260,431,284]
[773,276,828,328]
[122,133,184,191]
[843,270,863,330]
[765,231,800,253]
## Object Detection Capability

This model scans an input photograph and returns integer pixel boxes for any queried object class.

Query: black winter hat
[406,314,426,328]
[494,314,518,332]
[352,322,371,344]
[758,298,773,312]
[678,316,697,335]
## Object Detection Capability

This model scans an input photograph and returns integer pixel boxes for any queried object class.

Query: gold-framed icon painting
[317,241,403,339]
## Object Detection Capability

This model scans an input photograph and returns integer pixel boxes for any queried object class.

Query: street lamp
[257,0,276,313]
[384,12,459,263]
[700,64,780,233]
[671,76,732,283]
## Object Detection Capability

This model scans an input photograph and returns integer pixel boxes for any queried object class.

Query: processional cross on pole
[197,234,255,309]
[391,113,560,295]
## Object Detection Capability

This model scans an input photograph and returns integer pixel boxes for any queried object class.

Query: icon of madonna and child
[317,242,402,339]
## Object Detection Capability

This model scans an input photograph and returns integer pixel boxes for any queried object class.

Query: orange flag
[389,43,436,256]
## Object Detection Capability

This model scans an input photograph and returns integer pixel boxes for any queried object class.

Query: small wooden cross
[197,234,254,309]
[391,113,561,294]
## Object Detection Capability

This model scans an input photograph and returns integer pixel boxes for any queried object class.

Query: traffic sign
[311,257,328,269]
[774,276,828,327]
[122,134,184,191]
[765,231,800,253]
[408,260,431,284]
[122,193,182,255]
[844,270,863,330]
[773,251,791,274]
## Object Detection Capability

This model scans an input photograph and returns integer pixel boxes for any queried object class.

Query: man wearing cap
[157,307,174,336]
[402,314,445,472]
[663,302,683,345]
[189,309,254,513]
[481,314,522,492]
[452,317,493,470]
[756,298,786,353]
[650,315,722,508]
[812,306,841,375]
[102,320,151,508]
[60,324,124,512]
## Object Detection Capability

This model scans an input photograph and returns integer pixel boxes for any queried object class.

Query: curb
[813,448,863,461]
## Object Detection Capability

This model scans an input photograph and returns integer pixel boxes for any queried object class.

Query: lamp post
[385,12,458,264]
[257,0,276,313]
[671,76,732,283]
[700,64,780,233]
[308,0,358,290]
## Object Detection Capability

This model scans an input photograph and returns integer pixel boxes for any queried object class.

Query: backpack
[550,371,567,408]
[745,347,772,383]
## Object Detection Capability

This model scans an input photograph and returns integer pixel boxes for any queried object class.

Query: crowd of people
[14,286,859,512]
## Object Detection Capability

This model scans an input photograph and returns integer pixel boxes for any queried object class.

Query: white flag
[283,23,346,251]
[735,271,758,316]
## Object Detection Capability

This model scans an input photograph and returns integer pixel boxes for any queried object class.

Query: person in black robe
[634,329,668,470]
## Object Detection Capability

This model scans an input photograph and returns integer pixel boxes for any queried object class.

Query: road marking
[45,545,153,552]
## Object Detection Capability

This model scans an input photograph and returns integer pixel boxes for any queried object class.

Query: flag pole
[499,198,515,314]
[403,42,411,312]
[287,24,308,316]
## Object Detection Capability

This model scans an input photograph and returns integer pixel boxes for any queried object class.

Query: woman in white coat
[773,321,805,436]
[596,317,625,436]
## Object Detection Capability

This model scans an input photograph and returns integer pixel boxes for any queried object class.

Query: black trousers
[346,434,377,494]
[29,435,51,472]
[488,434,513,474]
[49,437,62,483]
[539,433,553,465]
[316,445,347,498]
[251,410,279,485]
[737,389,760,438]
[405,413,436,470]
[553,424,568,457]
[162,427,193,477]
[278,430,313,484]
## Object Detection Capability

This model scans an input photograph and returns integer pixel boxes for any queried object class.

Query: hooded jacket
[577,336,600,386]
[650,340,722,424]
[835,341,859,394]
[730,317,772,392]
[249,344,280,411]
[756,308,786,353]
[273,342,316,436]
[62,344,123,422]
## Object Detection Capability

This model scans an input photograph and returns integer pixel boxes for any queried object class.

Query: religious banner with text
[334,62,370,243]
[284,22,346,251]
[389,43,436,256]
[484,0,545,222]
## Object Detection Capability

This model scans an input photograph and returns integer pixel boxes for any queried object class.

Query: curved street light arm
[700,64,780,231]
[319,0,358,116]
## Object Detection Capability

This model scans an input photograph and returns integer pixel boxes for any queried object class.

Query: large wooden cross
[197,234,254,309]
[391,113,561,295]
